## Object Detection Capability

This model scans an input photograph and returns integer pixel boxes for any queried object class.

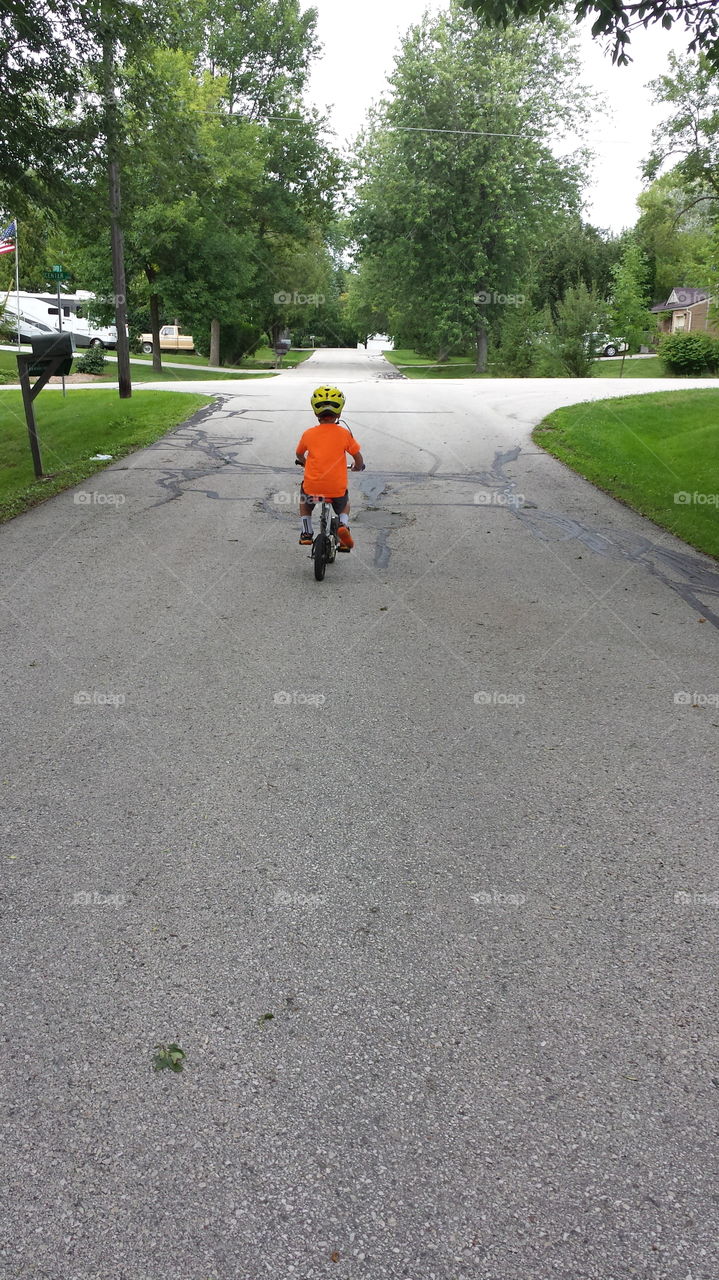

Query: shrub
[493,302,552,377]
[659,332,719,376]
[195,321,263,365]
[75,347,107,375]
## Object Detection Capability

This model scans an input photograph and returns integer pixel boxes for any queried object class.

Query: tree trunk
[103,16,131,400]
[149,291,162,373]
[210,318,221,367]
[476,322,488,373]
[620,349,626,377]
[436,347,449,363]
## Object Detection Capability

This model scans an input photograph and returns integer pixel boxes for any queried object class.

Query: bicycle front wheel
[313,532,327,581]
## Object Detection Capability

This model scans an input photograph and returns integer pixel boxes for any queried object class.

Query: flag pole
[15,217,20,351]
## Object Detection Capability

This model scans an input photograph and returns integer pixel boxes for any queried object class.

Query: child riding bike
[295,385,365,550]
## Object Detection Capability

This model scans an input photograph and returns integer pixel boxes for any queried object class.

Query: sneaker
[299,532,313,545]
[337,525,354,551]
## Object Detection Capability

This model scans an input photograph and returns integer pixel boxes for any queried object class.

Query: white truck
[140,324,195,354]
[2,290,118,349]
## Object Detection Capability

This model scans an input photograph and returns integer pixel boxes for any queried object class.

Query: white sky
[304,0,692,234]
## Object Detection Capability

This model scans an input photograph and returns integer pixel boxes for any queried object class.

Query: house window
[673,312,686,332]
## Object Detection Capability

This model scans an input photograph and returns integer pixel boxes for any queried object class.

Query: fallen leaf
[331,1253,340,1263]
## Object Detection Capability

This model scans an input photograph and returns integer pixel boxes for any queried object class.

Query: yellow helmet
[311,385,345,416]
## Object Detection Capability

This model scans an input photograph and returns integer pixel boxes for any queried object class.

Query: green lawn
[0,349,273,384]
[120,344,312,372]
[0,389,211,522]
[382,347,719,381]
[533,388,719,558]
[384,348,475,367]
[239,345,314,370]
[383,348,483,378]
[593,356,665,378]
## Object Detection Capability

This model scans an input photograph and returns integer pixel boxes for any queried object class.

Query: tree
[635,172,713,300]
[492,299,552,375]
[202,0,320,118]
[542,282,608,377]
[352,2,589,369]
[459,0,719,69]
[644,54,719,211]
[608,239,651,373]
[0,0,86,191]
[530,219,625,315]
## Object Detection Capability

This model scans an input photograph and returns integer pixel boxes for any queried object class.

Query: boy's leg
[299,491,315,544]
[333,492,353,550]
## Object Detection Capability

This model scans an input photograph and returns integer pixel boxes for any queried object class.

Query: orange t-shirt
[296,421,361,498]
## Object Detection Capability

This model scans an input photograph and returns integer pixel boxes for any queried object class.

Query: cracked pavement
[1,348,717,1280]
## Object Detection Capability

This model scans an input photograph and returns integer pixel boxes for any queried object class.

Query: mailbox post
[274,332,292,368]
[16,333,75,478]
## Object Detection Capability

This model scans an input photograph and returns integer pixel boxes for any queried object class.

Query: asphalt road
[2,348,718,1280]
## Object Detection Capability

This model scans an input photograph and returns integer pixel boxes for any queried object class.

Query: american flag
[0,220,16,254]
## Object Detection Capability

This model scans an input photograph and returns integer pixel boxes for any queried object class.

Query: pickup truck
[140,324,195,354]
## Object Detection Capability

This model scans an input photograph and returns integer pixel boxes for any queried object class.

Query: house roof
[651,287,710,312]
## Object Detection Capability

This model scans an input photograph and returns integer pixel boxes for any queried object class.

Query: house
[650,287,718,337]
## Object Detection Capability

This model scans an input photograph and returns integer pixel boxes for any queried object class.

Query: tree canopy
[460,0,719,68]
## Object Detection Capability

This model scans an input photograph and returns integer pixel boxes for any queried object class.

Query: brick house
[650,287,718,337]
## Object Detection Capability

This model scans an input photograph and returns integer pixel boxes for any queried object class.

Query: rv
[2,290,118,349]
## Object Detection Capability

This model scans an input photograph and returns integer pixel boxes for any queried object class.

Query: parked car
[140,324,195,354]
[586,332,629,358]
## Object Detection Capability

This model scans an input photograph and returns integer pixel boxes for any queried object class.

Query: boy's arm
[350,450,365,471]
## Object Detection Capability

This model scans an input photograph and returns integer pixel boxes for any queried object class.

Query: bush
[493,302,552,377]
[75,347,107,375]
[194,321,263,365]
[659,332,719,376]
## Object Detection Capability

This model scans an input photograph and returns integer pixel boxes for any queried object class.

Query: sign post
[16,334,75,478]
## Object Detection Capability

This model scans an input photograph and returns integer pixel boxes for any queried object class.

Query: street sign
[47,264,72,282]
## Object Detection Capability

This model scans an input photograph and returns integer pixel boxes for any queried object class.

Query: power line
[257,115,630,144]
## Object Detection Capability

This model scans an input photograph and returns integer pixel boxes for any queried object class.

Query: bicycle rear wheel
[313,532,327,581]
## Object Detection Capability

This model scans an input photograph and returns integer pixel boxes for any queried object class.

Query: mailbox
[29,332,75,377]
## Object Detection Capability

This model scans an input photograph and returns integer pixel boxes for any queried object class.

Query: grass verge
[533,387,719,559]
[0,389,212,523]
[383,348,484,378]
[0,349,272,384]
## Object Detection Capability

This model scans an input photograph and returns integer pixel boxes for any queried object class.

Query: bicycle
[294,457,363,582]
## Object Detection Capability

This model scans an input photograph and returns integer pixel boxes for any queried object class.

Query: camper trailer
[2,290,118,349]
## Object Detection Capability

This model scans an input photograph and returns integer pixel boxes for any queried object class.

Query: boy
[295,385,365,550]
